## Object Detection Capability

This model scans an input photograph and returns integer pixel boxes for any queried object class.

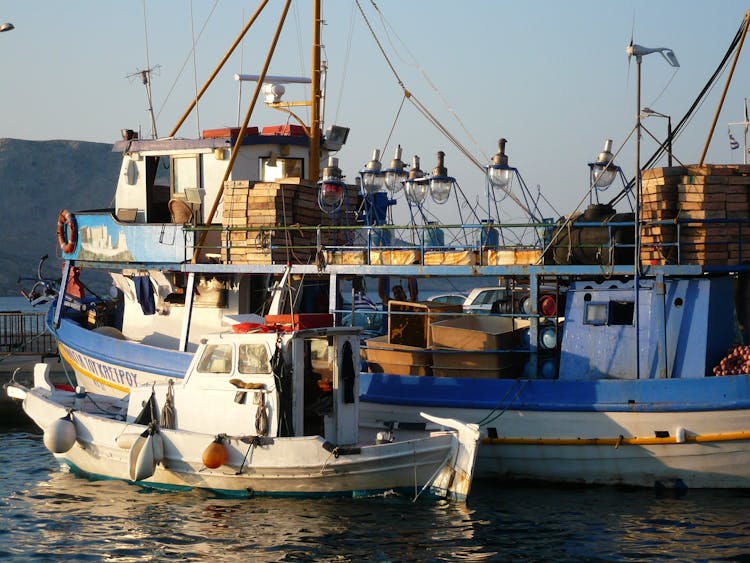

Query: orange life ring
[56,210,78,254]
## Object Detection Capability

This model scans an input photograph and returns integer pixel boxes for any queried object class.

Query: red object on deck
[261,124,307,137]
[264,313,334,330]
[202,127,259,139]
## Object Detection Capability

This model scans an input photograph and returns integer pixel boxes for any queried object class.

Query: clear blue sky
[1,1,749,225]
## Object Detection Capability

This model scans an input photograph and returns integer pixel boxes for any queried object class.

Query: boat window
[609,301,634,325]
[260,157,304,181]
[197,343,233,374]
[238,343,270,374]
[584,302,608,325]
[171,155,200,196]
[584,301,634,326]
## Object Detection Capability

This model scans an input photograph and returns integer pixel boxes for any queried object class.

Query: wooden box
[387,300,462,348]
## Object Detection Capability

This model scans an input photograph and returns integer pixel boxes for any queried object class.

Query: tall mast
[309,0,322,182]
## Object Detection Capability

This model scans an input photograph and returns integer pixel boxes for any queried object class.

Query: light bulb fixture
[360,149,385,195]
[384,144,408,193]
[429,150,454,204]
[589,138,618,189]
[404,155,427,205]
[488,138,513,191]
[318,157,346,213]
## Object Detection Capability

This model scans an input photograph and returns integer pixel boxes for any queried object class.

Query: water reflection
[4,430,750,561]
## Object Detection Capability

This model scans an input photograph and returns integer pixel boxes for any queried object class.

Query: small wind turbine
[627,42,680,68]
[625,36,679,381]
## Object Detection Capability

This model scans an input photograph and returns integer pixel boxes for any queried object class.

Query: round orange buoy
[202,436,229,469]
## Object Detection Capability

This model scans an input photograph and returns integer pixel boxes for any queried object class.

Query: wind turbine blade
[661,49,680,68]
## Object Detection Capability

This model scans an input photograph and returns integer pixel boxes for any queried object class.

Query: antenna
[127,65,161,139]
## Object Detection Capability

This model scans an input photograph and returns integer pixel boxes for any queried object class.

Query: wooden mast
[309,0,322,182]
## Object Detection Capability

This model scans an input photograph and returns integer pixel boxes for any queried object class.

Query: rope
[236,436,262,474]
[475,379,530,427]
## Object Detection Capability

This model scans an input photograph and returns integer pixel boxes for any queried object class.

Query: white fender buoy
[129,431,158,481]
[43,413,77,453]
[116,432,143,450]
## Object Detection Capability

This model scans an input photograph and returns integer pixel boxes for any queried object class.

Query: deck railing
[181,217,750,269]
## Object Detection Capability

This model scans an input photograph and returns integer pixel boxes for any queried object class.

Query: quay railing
[0,310,56,357]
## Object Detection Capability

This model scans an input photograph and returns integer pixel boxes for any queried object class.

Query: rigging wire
[154,0,220,128]
[332,2,357,125]
[190,0,201,137]
[608,18,744,208]
[139,0,157,138]
[236,8,246,127]
[368,0,490,164]
[353,0,533,220]
[292,2,309,125]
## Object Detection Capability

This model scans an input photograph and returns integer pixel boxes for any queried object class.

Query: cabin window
[197,343,233,374]
[260,157,304,181]
[238,343,270,374]
[171,155,200,196]
[584,302,608,325]
[584,300,634,326]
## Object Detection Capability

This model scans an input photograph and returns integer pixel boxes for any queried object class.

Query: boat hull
[359,372,750,488]
[19,386,473,500]
[53,314,191,397]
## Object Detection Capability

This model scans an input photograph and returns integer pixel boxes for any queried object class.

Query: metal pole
[635,56,642,380]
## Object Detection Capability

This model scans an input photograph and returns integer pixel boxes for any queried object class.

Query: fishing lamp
[429,151,454,204]
[360,149,385,195]
[318,157,346,213]
[488,138,513,191]
[384,145,408,193]
[589,138,619,189]
[404,156,428,205]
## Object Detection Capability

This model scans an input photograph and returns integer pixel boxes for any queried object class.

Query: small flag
[730,131,740,150]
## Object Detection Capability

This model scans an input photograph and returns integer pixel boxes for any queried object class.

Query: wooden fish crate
[221,180,358,264]
[640,165,750,265]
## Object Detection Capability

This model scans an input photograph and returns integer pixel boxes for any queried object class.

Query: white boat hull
[18,385,477,500]
[360,401,750,488]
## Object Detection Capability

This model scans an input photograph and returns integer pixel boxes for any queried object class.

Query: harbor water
[4,298,750,561]
[4,422,750,561]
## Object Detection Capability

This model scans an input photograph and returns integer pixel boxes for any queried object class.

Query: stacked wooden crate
[222,180,317,264]
[221,180,359,264]
[640,165,750,266]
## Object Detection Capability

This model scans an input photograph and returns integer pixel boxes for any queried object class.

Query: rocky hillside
[0,139,121,296]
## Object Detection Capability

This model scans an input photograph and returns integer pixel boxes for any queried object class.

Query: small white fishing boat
[6,325,479,501]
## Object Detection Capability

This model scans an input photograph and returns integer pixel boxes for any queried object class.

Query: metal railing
[0,311,56,356]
